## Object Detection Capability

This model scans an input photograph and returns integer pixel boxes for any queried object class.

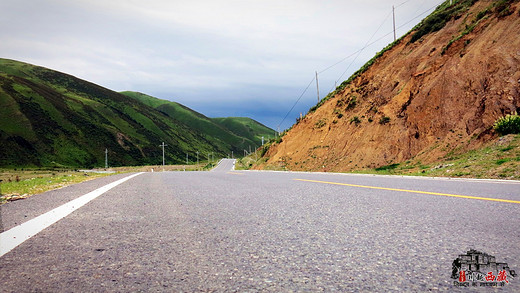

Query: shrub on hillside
[346,96,357,110]
[409,0,477,43]
[314,119,327,129]
[379,116,391,125]
[495,0,514,18]
[350,116,361,125]
[493,113,520,135]
[375,163,399,171]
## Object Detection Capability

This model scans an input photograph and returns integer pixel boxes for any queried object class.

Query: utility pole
[159,142,167,166]
[186,153,188,165]
[196,151,199,167]
[231,151,234,159]
[392,5,396,42]
[105,148,108,168]
[315,71,320,103]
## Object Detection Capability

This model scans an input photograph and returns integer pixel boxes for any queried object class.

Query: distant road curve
[211,158,236,172]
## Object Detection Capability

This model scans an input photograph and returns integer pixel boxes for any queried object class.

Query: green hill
[0,58,272,168]
[121,91,272,154]
[212,117,275,146]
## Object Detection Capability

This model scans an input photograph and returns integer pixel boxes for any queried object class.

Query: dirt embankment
[258,0,520,172]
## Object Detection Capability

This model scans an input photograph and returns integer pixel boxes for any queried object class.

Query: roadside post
[159,142,167,171]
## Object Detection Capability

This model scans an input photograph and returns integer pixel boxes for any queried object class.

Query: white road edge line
[0,172,144,258]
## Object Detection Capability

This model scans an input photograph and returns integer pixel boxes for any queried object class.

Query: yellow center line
[294,179,520,205]
[227,172,244,175]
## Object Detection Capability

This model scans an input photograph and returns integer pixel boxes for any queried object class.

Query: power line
[277,76,316,130]
[331,8,393,89]
[395,0,413,9]
[318,9,391,75]
[277,0,443,130]
[326,0,443,94]
[408,0,433,17]
[396,1,444,30]
[319,0,442,76]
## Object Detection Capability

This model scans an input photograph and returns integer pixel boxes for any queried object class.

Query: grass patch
[236,148,277,171]
[500,146,514,152]
[379,116,391,125]
[314,119,327,129]
[441,13,486,55]
[439,0,513,55]
[0,170,113,204]
[375,163,400,171]
[331,134,520,180]
[494,113,520,135]
[362,134,520,179]
[409,0,476,43]
[495,0,515,18]
[495,158,509,165]
[0,162,215,204]
[350,116,361,125]
[346,96,357,110]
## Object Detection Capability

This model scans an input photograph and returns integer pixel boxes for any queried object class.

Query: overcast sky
[1,0,444,130]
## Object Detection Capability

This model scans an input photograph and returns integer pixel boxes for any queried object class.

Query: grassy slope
[0,58,228,168]
[119,91,170,108]
[212,117,275,146]
[239,134,520,179]
[355,134,520,180]
[363,134,520,179]
[122,91,274,152]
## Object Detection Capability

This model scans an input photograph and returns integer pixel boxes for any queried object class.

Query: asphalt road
[211,159,236,172]
[1,159,519,292]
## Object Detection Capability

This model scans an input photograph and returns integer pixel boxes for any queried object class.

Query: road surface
[1,159,519,291]
[211,158,236,172]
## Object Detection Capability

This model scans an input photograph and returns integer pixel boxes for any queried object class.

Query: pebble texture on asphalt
[1,160,519,291]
